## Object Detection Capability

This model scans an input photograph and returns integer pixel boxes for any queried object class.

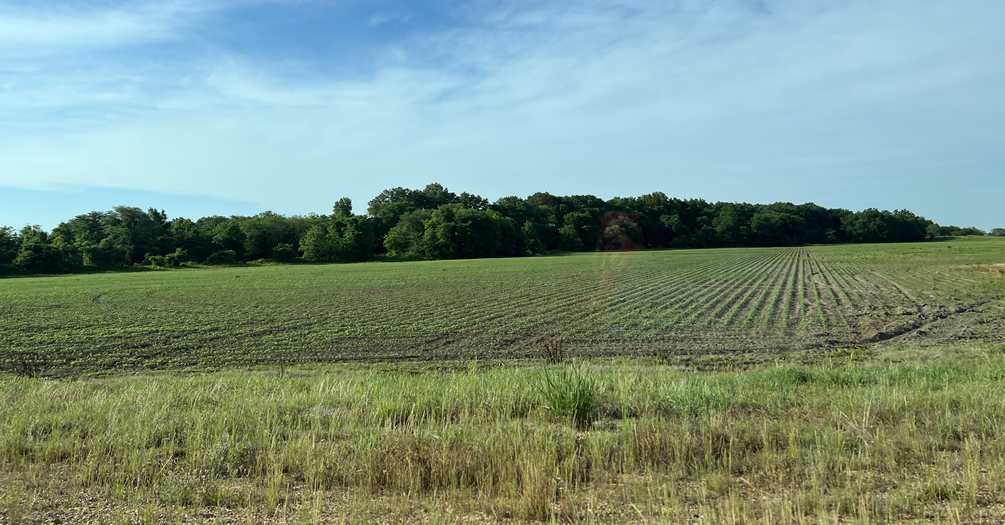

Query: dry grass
[4,348,1005,522]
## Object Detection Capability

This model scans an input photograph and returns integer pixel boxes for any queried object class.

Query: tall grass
[4,353,1005,522]
[537,363,599,429]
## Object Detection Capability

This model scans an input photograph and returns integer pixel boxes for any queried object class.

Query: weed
[537,363,599,429]
[4,353,44,379]
[1,490,24,525]
[539,337,566,364]
[657,377,737,416]
[159,474,200,506]
[653,346,674,365]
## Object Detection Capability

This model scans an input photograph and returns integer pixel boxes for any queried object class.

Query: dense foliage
[0,183,995,274]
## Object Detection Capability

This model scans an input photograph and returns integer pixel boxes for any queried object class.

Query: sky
[1,0,1003,231]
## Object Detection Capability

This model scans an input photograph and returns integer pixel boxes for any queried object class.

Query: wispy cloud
[1,0,1003,228]
[368,11,413,27]
[0,1,215,53]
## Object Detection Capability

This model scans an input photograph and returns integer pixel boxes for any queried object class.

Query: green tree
[101,207,170,264]
[238,212,308,261]
[336,216,377,261]
[423,204,502,259]
[750,211,807,246]
[713,203,753,246]
[271,243,298,263]
[522,221,545,255]
[367,183,462,247]
[384,210,432,258]
[170,218,214,262]
[660,214,690,243]
[80,237,126,269]
[493,212,525,257]
[13,226,78,274]
[211,221,247,258]
[557,224,583,251]
[457,192,489,210]
[493,195,559,250]
[926,223,942,239]
[0,226,18,265]
[299,224,337,262]
[958,227,987,236]
[205,250,238,265]
[562,211,601,250]
[300,216,376,262]
[333,198,354,218]
[841,209,887,243]
[63,211,107,243]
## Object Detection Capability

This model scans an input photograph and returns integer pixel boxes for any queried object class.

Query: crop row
[3,240,1003,375]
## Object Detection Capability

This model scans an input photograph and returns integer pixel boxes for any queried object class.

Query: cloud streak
[0,1,219,53]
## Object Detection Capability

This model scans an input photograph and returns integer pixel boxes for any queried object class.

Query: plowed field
[3,238,1005,375]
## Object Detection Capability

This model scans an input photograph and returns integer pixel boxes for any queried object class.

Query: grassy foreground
[4,349,1005,523]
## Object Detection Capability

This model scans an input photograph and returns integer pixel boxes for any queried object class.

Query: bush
[144,249,188,268]
[538,364,599,430]
[205,250,238,266]
[165,248,188,266]
[271,243,298,263]
[144,254,167,267]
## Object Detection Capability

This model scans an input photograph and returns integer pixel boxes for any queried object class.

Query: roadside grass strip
[5,354,1005,522]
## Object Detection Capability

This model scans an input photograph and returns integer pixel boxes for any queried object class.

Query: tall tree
[211,221,247,258]
[384,210,432,258]
[0,226,18,266]
[13,226,79,274]
[301,216,376,262]
[101,207,170,264]
[750,211,808,246]
[333,198,354,218]
[423,204,503,259]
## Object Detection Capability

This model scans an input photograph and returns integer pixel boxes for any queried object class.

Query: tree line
[1,183,1001,275]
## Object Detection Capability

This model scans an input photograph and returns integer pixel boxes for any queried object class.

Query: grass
[2,238,1005,377]
[537,363,599,429]
[5,348,1005,522]
[2,238,1005,521]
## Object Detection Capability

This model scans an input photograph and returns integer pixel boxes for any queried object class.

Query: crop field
[2,238,1005,376]
[4,238,1005,523]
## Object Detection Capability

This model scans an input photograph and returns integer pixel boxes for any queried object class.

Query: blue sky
[1,0,1003,230]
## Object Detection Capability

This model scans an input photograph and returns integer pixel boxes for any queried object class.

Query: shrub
[144,254,167,267]
[145,249,188,268]
[539,337,565,364]
[271,243,298,263]
[538,364,599,430]
[205,250,238,266]
[164,248,188,266]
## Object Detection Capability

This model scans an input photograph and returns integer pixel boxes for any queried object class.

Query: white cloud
[1,0,1004,226]
[0,1,213,54]
[368,11,413,27]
